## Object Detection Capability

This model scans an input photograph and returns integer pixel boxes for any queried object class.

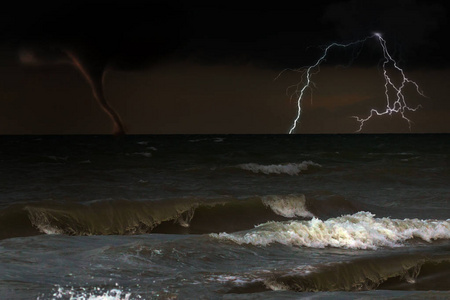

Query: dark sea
[1,134,449,299]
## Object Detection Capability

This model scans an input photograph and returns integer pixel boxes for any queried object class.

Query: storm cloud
[323,0,447,68]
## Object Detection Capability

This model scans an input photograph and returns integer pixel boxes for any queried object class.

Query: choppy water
[0,134,449,299]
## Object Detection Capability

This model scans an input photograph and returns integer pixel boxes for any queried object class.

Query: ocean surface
[1,134,449,299]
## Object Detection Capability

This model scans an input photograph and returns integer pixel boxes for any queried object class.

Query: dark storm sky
[0,0,449,134]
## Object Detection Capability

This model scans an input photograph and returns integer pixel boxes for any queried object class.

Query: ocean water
[0,134,449,299]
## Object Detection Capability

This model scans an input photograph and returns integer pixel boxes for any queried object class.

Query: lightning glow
[284,33,426,134]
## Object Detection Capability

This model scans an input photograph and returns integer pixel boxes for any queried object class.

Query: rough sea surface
[0,134,449,299]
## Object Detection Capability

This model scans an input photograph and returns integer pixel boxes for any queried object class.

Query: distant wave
[212,212,450,249]
[130,152,152,157]
[189,137,225,143]
[46,156,68,162]
[237,161,321,175]
[1,194,327,239]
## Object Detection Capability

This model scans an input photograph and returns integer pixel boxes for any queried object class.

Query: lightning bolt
[284,33,426,134]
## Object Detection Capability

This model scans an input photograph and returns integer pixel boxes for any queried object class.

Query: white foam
[36,224,64,235]
[206,266,316,289]
[49,286,134,300]
[237,161,321,176]
[207,274,255,285]
[212,212,450,250]
[262,195,314,218]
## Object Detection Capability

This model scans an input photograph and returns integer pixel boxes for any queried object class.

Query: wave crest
[212,212,450,249]
[3,195,314,238]
[25,200,198,236]
[237,161,321,175]
[224,251,450,293]
[262,195,314,218]
[0,194,365,239]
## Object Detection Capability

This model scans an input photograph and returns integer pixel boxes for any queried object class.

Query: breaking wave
[262,195,314,218]
[0,194,325,239]
[236,161,321,175]
[212,212,450,249]
[45,286,137,300]
[224,249,450,293]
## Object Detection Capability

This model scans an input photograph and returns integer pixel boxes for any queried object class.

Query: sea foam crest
[238,161,321,175]
[262,195,314,218]
[48,286,134,300]
[212,212,450,250]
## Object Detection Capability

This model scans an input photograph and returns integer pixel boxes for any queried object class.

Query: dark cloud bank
[0,0,448,134]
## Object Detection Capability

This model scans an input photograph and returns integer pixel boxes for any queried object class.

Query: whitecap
[237,161,321,175]
[50,286,134,300]
[262,194,314,218]
[132,152,152,158]
[212,211,450,250]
